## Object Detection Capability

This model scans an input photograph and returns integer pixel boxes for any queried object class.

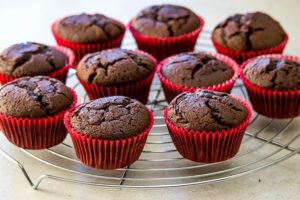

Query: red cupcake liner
[64,108,154,169]
[0,46,74,85]
[0,89,77,149]
[128,16,205,62]
[51,19,125,66]
[211,34,289,64]
[77,50,157,104]
[157,52,240,103]
[164,97,251,163]
[240,54,300,118]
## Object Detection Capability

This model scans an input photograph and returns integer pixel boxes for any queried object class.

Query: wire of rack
[0,30,299,190]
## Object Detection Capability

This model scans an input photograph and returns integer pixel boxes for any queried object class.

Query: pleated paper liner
[77,72,154,104]
[0,46,74,85]
[51,19,125,66]
[64,108,154,169]
[164,97,252,163]
[0,89,77,150]
[128,16,205,62]
[240,54,300,118]
[211,34,289,64]
[157,52,240,103]
[76,50,157,104]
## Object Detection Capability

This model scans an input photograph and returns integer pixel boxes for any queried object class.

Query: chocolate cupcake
[0,76,77,149]
[77,48,157,103]
[64,96,154,169]
[0,42,73,84]
[132,4,200,37]
[157,52,239,102]
[129,4,204,61]
[243,58,300,90]
[212,12,288,63]
[52,13,125,64]
[164,90,251,162]
[241,55,300,118]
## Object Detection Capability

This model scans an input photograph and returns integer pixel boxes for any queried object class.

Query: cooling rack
[0,30,299,189]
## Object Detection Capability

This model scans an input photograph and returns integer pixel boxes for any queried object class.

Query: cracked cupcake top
[243,57,300,90]
[77,49,155,85]
[0,42,67,77]
[161,52,234,87]
[55,13,125,43]
[69,96,150,139]
[212,12,285,51]
[0,76,73,118]
[167,90,247,131]
[132,4,200,37]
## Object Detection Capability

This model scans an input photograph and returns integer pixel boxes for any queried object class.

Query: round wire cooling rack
[0,30,300,190]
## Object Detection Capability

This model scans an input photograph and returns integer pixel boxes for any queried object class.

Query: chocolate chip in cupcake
[69,96,150,139]
[243,57,300,90]
[54,13,125,43]
[132,4,200,37]
[77,48,155,85]
[161,52,234,88]
[0,42,67,77]
[212,12,286,51]
[167,90,247,131]
[0,76,73,118]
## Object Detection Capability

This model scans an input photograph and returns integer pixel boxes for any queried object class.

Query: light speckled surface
[0,0,300,199]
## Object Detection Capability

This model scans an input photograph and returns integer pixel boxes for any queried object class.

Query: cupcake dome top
[167,90,247,131]
[0,42,67,77]
[161,52,234,87]
[77,48,155,85]
[243,57,300,90]
[212,12,285,51]
[132,4,200,37]
[69,96,150,139]
[0,76,73,118]
[54,13,125,43]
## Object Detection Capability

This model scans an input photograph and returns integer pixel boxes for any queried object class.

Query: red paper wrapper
[64,108,154,169]
[0,89,77,149]
[212,34,289,64]
[164,97,251,163]
[128,16,205,62]
[51,19,125,66]
[0,46,74,85]
[240,54,300,118]
[77,50,157,104]
[157,53,240,103]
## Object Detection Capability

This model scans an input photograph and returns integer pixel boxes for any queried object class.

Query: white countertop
[0,0,300,199]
